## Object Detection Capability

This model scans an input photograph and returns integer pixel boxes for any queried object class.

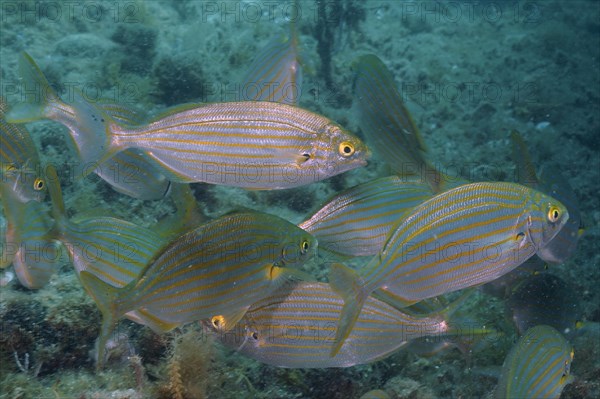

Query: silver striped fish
[511,130,582,265]
[0,97,45,203]
[103,100,369,189]
[241,25,302,105]
[208,281,447,368]
[299,176,434,256]
[329,182,569,355]
[494,325,574,399]
[6,52,171,200]
[355,54,443,192]
[80,211,316,367]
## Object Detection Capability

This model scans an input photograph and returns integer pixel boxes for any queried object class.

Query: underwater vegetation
[1,1,599,399]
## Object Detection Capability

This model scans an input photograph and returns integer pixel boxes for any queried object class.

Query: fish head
[313,123,370,178]
[279,229,317,267]
[527,191,569,251]
[1,161,46,203]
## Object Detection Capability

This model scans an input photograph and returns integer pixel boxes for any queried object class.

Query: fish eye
[33,178,44,191]
[300,239,310,254]
[251,331,259,340]
[338,142,355,157]
[547,206,561,223]
[211,315,225,329]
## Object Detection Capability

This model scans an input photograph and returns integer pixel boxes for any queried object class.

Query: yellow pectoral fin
[211,306,251,332]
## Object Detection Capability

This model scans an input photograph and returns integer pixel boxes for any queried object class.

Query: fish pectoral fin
[372,289,416,311]
[328,262,367,357]
[213,306,251,332]
[272,266,315,283]
[126,309,179,333]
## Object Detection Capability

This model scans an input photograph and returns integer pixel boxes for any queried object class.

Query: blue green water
[1,1,598,398]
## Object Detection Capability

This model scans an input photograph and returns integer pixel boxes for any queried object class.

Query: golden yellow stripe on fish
[100,101,369,189]
[300,176,434,256]
[79,211,315,368]
[494,325,574,399]
[208,281,448,368]
[329,182,569,356]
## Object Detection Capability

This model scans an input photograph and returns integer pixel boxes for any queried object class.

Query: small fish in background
[506,273,581,338]
[0,98,60,287]
[354,54,468,193]
[299,175,434,257]
[8,53,369,190]
[207,281,448,368]
[241,23,302,106]
[510,130,583,264]
[79,211,316,367]
[7,52,171,200]
[494,325,574,399]
[329,181,569,356]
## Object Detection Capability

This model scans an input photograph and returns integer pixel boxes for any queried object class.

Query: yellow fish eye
[300,239,310,254]
[211,315,226,329]
[33,178,45,191]
[338,142,355,157]
[547,206,561,223]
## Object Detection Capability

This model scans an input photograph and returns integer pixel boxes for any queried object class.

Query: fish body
[299,176,433,256]
[329,182,569,355]
[80,211,316,367]
[209,281,447,368]
[494,325,574,399]
[107,101,369,189]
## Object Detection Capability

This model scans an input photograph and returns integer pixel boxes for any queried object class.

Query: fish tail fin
[6,52,60,123]
[79,271,121,369]
[328,262,368,357]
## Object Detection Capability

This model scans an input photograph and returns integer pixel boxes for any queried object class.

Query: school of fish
[0,21,583,398]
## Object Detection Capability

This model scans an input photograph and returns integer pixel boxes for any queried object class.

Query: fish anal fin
[328,262,367,357]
